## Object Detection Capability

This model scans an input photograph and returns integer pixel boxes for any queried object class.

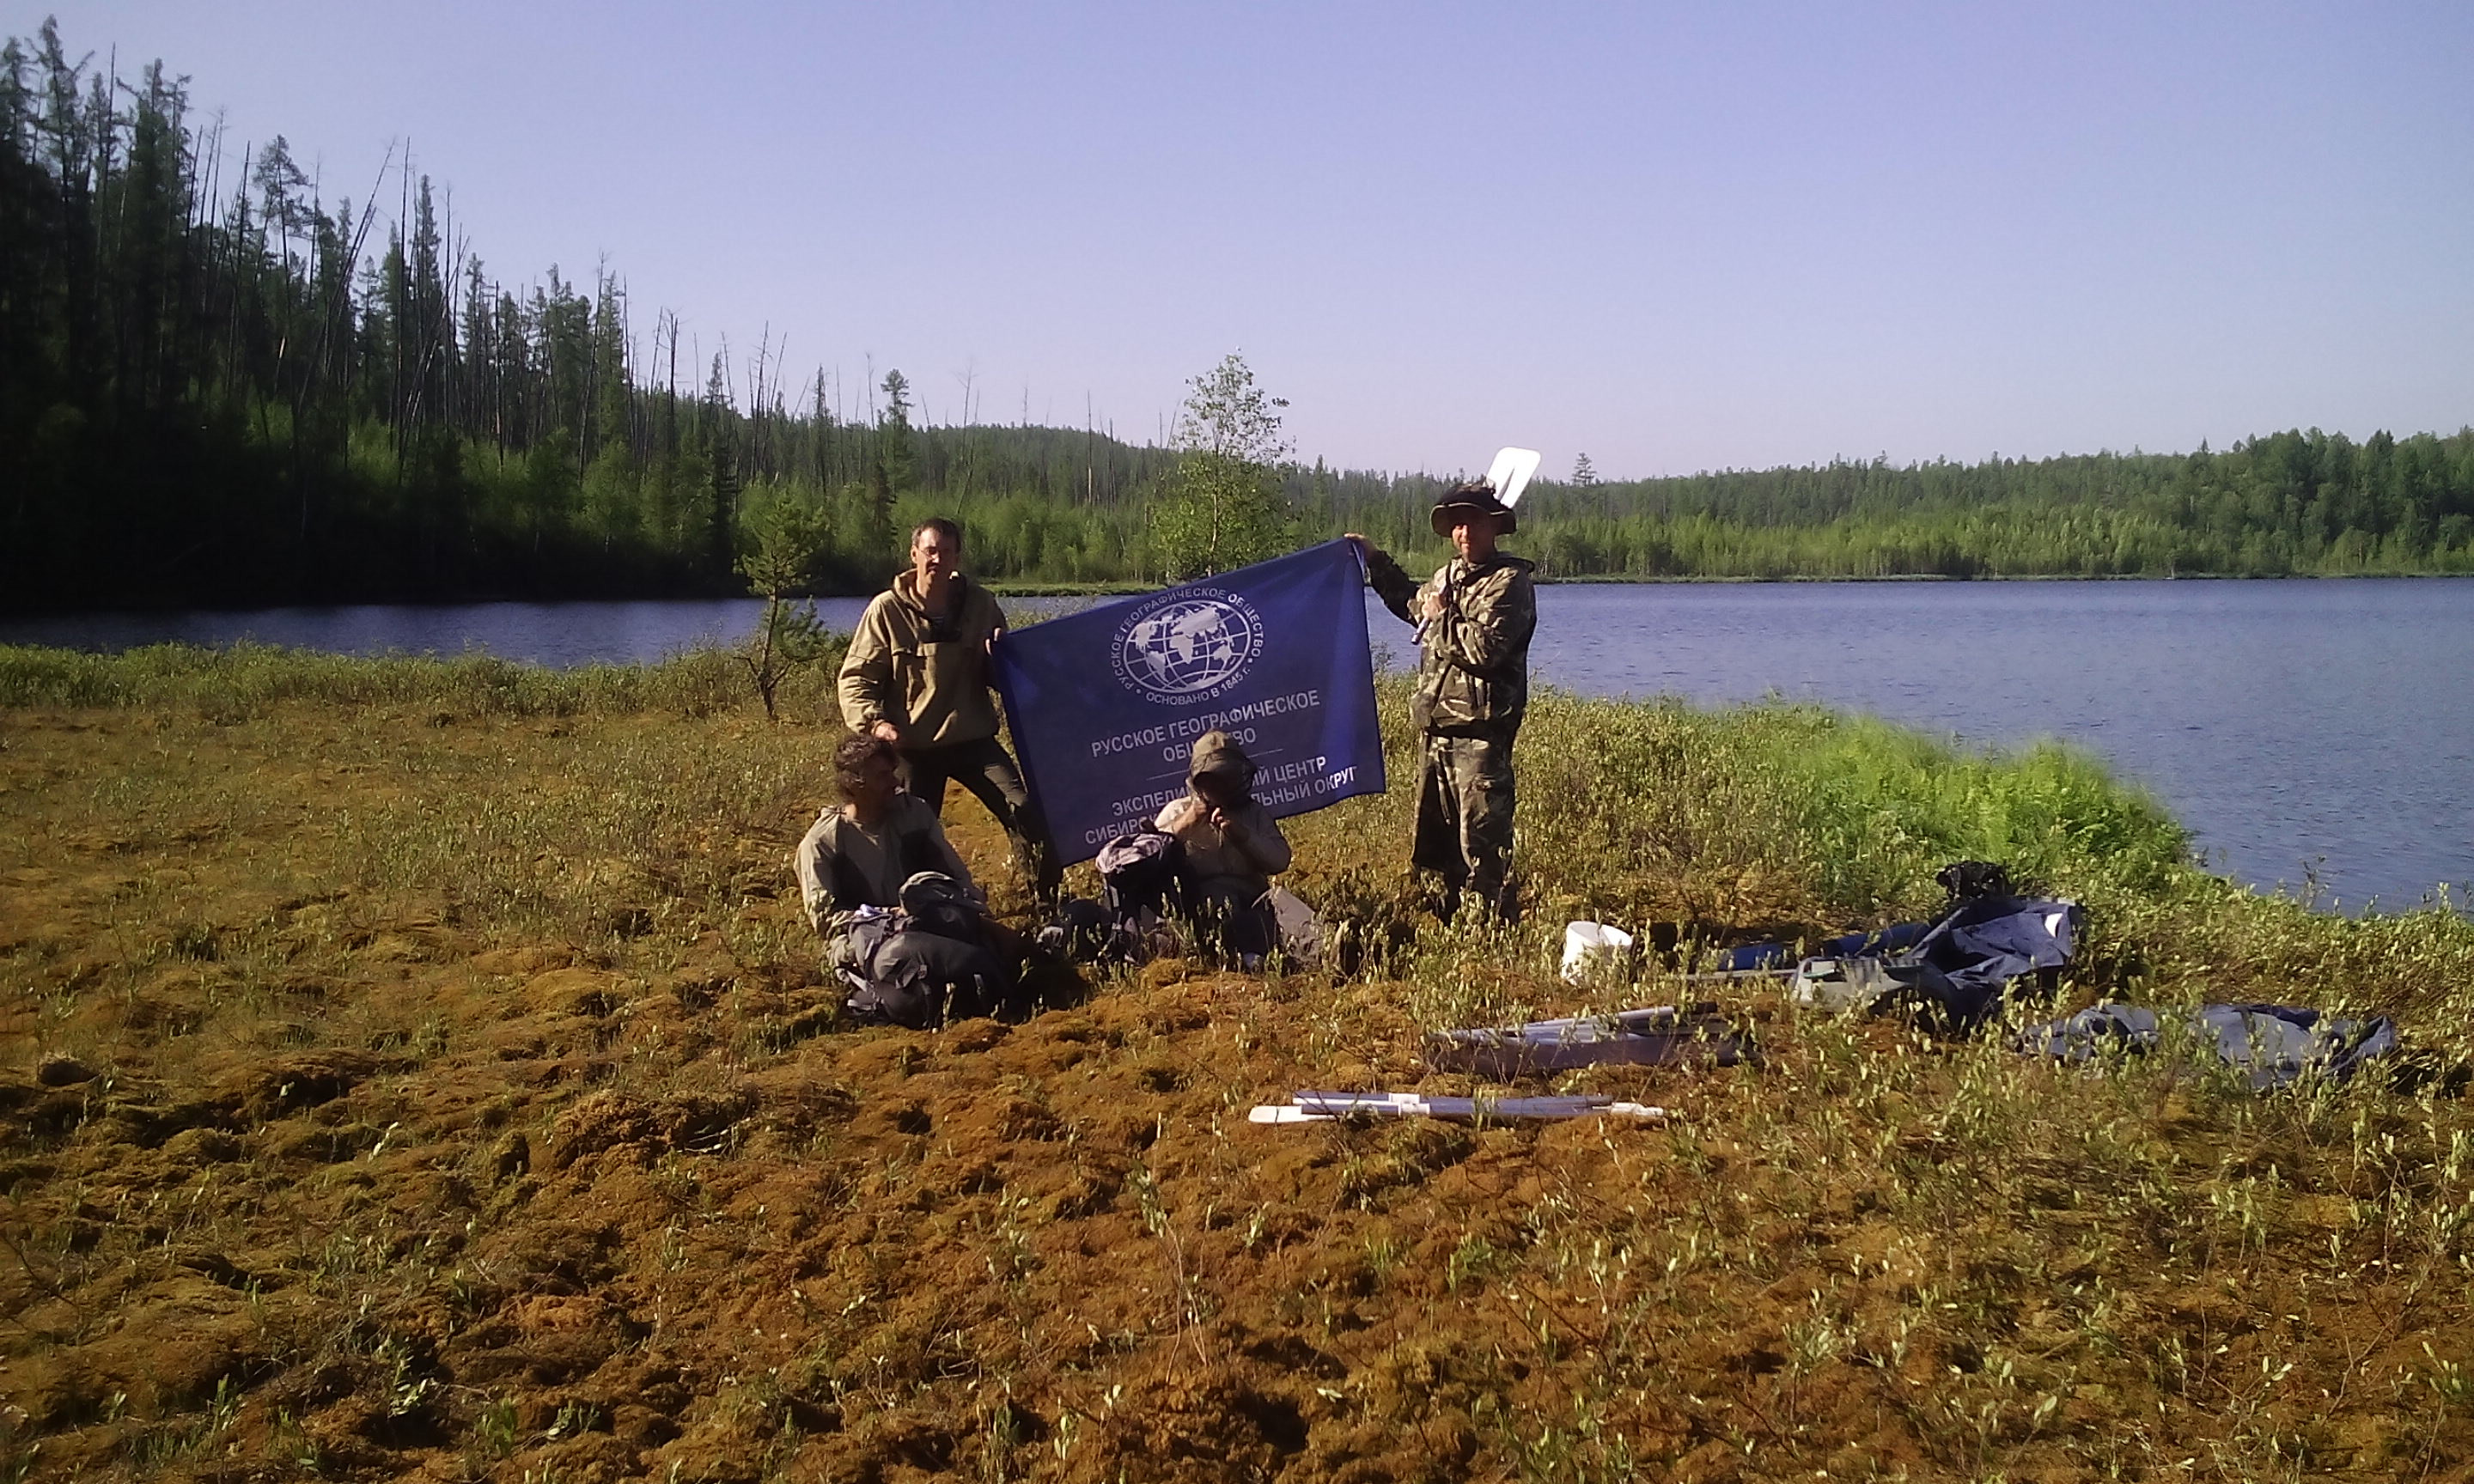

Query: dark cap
[1429,479,1518,538]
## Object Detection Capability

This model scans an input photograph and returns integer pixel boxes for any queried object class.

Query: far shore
[2,567,2470,623]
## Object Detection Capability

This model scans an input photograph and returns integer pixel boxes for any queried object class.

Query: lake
[6,579,2468,912]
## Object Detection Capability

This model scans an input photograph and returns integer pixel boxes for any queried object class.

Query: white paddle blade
[1485,447,1542,508]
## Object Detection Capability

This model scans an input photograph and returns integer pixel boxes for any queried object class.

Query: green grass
[0,641,844,721]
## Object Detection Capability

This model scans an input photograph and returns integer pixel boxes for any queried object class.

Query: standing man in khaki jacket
[1349,481,1537,921]
[838,518,1059,897]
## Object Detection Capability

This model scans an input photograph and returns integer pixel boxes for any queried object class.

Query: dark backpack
[835,911,923,1025]
[839,921,1015,1030]
[1034,897,1116,963]
[899,871,984,944]
[1096,830,1185,921]
[836,879,1019,1030]
[1935,860,2014,906]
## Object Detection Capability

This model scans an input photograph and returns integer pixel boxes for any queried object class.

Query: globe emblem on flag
[1112,592,1264,702]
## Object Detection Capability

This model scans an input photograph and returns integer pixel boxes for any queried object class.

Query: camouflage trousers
[1411,733,1517,920]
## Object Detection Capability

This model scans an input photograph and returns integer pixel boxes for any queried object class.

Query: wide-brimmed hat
[1429,479,1518,538]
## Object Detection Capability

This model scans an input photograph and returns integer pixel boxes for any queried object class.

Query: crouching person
[1154,731,1292,968]
[796,735,1021,1028]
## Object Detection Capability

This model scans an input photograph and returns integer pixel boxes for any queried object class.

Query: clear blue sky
[31,1,2474,478]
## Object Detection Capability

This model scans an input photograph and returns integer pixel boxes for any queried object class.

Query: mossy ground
[4,648,2474,1481]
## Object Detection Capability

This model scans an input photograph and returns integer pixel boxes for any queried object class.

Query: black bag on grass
[1935,860,2014,906]
[1034,897,1116,962]
[899,871,986,945]
[1097,830,1185,922]
[836,878,1020,1031]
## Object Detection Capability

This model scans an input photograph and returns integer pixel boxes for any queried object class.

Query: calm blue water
[6,579,2469,911]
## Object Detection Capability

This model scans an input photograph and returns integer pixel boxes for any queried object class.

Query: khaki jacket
[1367,550,1537,740]
[1155,794,1292,903]
[836,572,1008,746]
[793,794,972,938]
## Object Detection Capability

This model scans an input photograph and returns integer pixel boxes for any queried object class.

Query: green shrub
[0,640,847,721]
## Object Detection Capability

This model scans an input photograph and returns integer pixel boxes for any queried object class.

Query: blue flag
[992,539,1387,866]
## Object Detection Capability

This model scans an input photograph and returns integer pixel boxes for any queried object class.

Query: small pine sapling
[735,495,835,720]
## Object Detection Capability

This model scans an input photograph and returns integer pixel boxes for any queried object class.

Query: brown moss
[3,701,2473,1481]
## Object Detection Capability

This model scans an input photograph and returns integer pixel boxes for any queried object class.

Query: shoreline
[5,567,2473,620]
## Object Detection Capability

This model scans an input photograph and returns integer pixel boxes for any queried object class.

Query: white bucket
[1560,921,1636,984]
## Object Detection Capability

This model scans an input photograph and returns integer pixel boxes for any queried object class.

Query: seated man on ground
[1154,731,1294,967]
[795,734,1019,1027]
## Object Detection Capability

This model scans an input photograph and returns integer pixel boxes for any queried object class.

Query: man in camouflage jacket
[1350,481,1538,920]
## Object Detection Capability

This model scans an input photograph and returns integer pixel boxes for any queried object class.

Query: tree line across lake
[6,20,2473,611]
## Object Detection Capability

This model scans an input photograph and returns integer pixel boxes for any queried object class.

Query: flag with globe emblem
[992,539,1386,865]
[1119,597,1260,698]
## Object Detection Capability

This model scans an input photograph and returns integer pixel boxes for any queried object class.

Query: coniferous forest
[6,20,2473,612]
